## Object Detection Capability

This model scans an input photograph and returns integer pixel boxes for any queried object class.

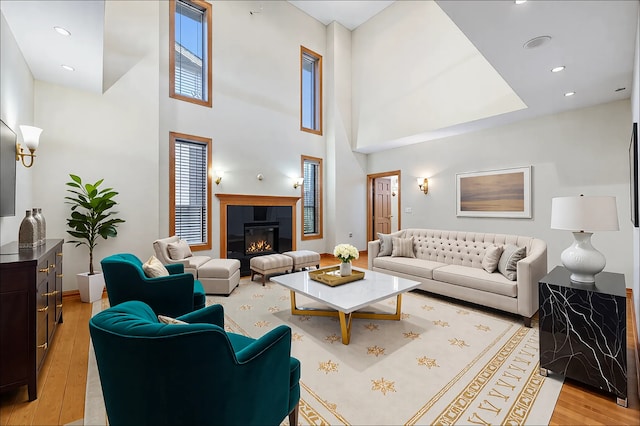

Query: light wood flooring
[1,253,638,425]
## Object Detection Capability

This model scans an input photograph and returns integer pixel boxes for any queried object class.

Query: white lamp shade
[551,196,619,232]
[19,125,42,150]
[215,170,224,178]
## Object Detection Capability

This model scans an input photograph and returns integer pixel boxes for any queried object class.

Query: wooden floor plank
[32,301,80,425]
[59,301,91,425]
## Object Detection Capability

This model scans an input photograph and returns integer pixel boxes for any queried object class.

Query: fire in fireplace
[247,240,272,253]
[244,222,279,256]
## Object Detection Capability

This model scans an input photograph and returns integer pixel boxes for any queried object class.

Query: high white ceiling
[288,0,395,30]
[1,0,638,152]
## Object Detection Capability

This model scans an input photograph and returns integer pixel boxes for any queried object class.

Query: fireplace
[224,202,294,275]
[244,222,279,255]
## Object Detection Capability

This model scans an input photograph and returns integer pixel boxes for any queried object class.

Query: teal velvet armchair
[89,300,300,426]
[101,253,206,317]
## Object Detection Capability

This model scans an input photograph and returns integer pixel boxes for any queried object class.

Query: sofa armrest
[368,240,381,270]
[516,239,548,318]
[166,263,184,274]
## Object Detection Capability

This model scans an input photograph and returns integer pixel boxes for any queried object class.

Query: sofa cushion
[157,315,187,325]
[377,230,404,257]
[142,256,169,278]
[433,265,517,298]
[180,255,211,269]
[167,239,193,260]
[498,244,526,281]
[392,237,415,258]
[373,256,447,280]
[482,245,503,273]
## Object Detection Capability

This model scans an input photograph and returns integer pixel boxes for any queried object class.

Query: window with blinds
[301,156,323,240]
[170,0,212,107]
[300,46,322,135]
[169,132,212,250]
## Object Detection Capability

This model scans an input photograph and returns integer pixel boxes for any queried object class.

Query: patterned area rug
[84,277,563,425]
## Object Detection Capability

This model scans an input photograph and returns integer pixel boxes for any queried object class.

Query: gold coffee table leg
[338,311,353,344]
[289,291,403,345]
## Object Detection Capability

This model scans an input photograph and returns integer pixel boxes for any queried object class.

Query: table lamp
[550,195,619,283]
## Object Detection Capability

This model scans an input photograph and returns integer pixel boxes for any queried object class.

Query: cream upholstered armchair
[153,236,211,277]
[153,236,241,296]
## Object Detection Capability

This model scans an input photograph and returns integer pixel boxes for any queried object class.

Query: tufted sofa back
[403,229,535,269]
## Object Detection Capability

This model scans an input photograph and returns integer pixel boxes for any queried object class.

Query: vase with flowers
[333,243,359,276]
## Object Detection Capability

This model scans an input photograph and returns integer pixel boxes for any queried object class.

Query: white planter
[77,272,105,303]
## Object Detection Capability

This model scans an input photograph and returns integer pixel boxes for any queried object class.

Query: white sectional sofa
[368,229,547,326]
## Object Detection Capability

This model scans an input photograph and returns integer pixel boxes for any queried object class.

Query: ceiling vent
[523,35,552,49]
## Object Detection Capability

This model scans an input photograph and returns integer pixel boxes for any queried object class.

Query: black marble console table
[539,266,627,407]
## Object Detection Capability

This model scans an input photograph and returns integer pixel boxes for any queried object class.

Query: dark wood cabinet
[0,239,63,401]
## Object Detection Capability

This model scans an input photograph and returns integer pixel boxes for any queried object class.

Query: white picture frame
[456,166,532,218]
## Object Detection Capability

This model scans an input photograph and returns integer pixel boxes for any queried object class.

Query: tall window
[301,155,323,240]
[170,0,212,107]
[170,132,212,250]
[300,46,322,135]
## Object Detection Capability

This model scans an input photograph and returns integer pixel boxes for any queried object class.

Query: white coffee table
[270,268,421,345]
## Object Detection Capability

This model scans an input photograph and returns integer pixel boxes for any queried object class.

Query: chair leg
[288,403,299,426]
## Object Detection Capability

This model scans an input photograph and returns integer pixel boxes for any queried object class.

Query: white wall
[368,100,635,286]
[158,0,330,257]
[631,7,640,347]
[30,1,160,291]
[0,12,34,246]
[325,22,368,251]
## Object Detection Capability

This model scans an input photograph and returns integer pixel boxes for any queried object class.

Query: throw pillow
[142,255,169,278]
[158,315,187,325]
[482,244,503,273]
[391,236,415,258]
[167,239,193,260]
[377,230,403,257]
[497,244,526,281]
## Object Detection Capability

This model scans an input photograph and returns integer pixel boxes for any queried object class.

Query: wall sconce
[16,125,42,168]
[293,177,304,189]
[214,170,224,185]
[417,177,428,194]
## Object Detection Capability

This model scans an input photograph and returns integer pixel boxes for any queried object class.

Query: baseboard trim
[63,289,107,300]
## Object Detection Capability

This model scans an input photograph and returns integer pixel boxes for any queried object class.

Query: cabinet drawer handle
[56,304,63,309]
[39,268,49,273]
[50,264,55,270]
[38,306,49,313]
[57,252,63,257]
[37,342,48,350]
[42,291,56,296]
[56,274,64,278]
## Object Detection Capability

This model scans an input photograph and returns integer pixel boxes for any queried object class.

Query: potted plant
[65,174,125,302]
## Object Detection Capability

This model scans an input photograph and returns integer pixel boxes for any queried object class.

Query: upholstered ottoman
[198,258,241,295]
[283,250,320,271]
[250,254,293,285]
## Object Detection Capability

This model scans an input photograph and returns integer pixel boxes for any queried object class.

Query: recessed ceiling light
[61,64,75,72]
[523,36,552,49]
[515,0,527,4]
[53,26,71,36]
[551,66,565,73]
[564,92,575,97]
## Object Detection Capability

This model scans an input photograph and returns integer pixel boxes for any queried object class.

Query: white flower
[333,243,359,263]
